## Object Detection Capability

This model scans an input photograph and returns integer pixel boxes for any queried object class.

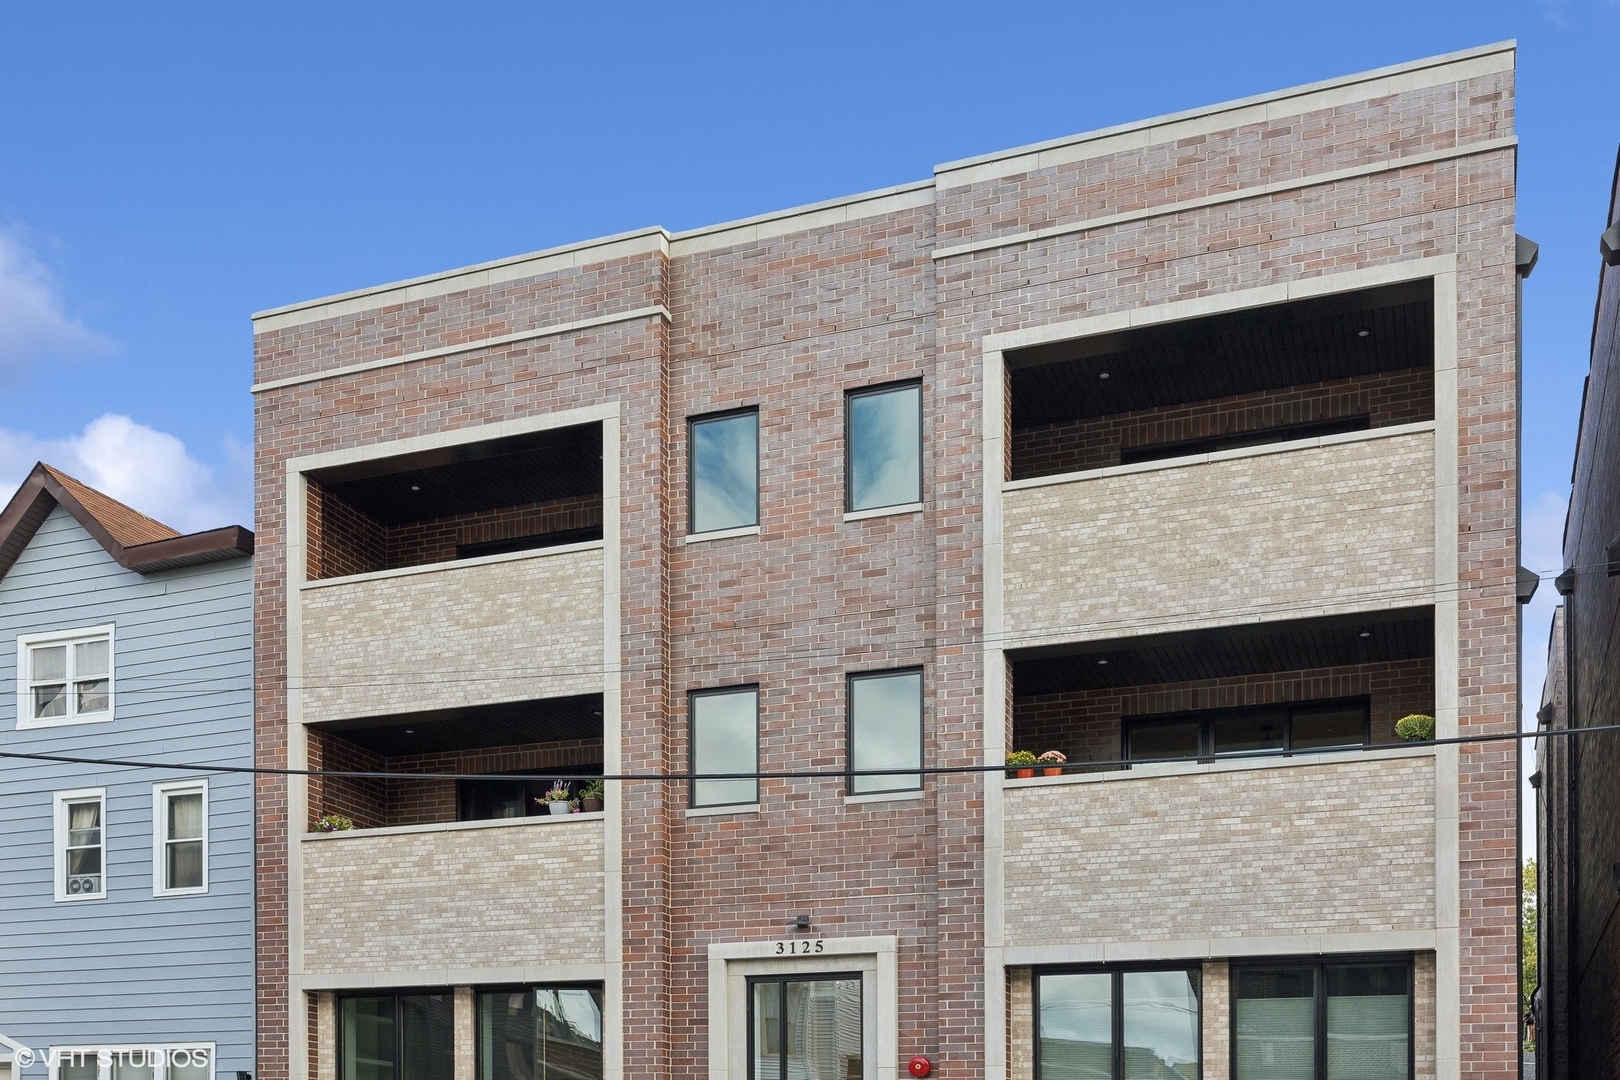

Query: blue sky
[2,1,1612,850]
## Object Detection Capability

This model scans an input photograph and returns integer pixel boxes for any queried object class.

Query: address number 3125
[774,939,825,955]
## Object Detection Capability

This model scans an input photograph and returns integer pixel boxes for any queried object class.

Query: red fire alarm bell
[908,1057,932,1077]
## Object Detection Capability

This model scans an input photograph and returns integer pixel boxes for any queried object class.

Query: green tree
[1522,859,1538,1015]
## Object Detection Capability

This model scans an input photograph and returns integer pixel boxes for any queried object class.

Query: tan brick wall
[1003,756,1436,945]
[1202,961,1231,1080]
[300,818,605,974]
[1002,430,1435,644]
[1007,968,1031,1080]
[300,546,604,720]
[1417,951,1437,1080]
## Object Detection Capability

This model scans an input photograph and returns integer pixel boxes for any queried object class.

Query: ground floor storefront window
[1035,966,1201,1079]
[1232,958,1412,1080]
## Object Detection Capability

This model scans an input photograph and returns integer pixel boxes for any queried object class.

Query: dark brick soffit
[0,463,253,581]
[1565,144,1620,565]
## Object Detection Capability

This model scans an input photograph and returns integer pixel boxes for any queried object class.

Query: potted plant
[539,782,574,816]
[315,813,355,833]
[580,779,605,813]
[1038,750,1067,777]
[1395,713,1435,742]
[1006,750,1038,779]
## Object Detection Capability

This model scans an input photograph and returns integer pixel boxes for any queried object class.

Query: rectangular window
[340,993,455,1080]
[54,789,106,902]
[748,974,862,1080]
[48,1047,214,1080]
[1035,966,1201,1080]
[690,409,759,534]
[690,687,759,808]
[1125,699,1371,765]
[1232,958,1412,1080]
[477,985,604,1080]
[456,769,604,822]
[18,626,114,728]
[847,669,923,795]
[153,781,207,895]
[846,382,922,512]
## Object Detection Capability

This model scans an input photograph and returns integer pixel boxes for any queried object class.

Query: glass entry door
[748,974,863,1080]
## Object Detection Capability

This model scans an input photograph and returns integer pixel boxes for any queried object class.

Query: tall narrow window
[748,975,862,1080]
[689,409,759,534]
[18,626,113,728]
[477,985,604,1080]
[1035,967,1200,1080]
[847,670,923,795]
[54,789,106,901]
[846,382,922,512]
[690,687,760,808]
[154,781,208,895]
[341,994,454,1080]
[1233,958,1411,1080]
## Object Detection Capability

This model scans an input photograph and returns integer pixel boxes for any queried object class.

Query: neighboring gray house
[0,464,254,1080]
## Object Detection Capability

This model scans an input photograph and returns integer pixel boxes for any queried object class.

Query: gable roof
[0,462,253,580]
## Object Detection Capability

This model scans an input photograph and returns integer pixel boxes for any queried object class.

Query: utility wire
[0,721,1610,783]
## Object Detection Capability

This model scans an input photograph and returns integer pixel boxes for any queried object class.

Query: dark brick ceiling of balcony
[1010,607,1434,697]
[312,422,603,526]
[1007,280,1434,428]
[311,693,604,756]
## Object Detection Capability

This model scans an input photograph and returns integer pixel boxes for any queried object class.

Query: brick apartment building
[1534,149,1620,1080]
[251,44,1525,1080]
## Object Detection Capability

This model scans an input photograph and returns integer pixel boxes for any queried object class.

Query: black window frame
[1229,954,1415,1080]
[474,982,606,1080]
[845,667,925,797]
[336,989,456,1080]
[1122,696,1373,765]
[687,406,761,535]
[844,380,924,513]
[745,971,864,1080]
[1033,962,1203,1080]
[688,684,761,809]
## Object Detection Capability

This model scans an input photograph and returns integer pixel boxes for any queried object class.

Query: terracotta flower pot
[1042,767,1063,777]
[582,798,603,813]
[1014,767,1035,779]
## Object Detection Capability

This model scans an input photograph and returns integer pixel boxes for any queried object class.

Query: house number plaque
[773,938,825,955]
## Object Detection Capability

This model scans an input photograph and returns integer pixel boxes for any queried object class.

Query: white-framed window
[152,780,208,896]
[17,625,115,729]
[48,1045,215,1080]
[53,788,107,902]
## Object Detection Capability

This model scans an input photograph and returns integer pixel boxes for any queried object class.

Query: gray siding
[0,507,253,1074]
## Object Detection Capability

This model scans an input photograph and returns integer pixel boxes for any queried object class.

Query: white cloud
[0,228,116,377]
[0,414,250,534]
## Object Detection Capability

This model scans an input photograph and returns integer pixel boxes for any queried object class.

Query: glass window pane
[1213,711,1285,756]
[31,644,66,681]
[168,1052,212,1080]
[35,682,67,718]
[1234,967,1315,1080]
[1325,965,1409,1080]
[168,792,204,841]
[400,994,454,1080]
[343,997,397,1080]
[535,988,603,1080]
[849,671,923,794]
[76,679,110,714]
[784,979,861,1080]
[1122,970,1199,1080]
[478,991,536,1080]
[111,1052,154,1080]
[74,638,109,678]
[752,981,782,1080]
[57,1053,97,1080]
[848,384,922,511]
[692,689,759,807]
[1037,972,1112,1080]
[1128,722,1200,762]
[1291,707,1367,751]
[691,412,758,533]
[168,840,204,890]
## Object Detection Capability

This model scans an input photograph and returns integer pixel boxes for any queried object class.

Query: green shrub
[1005,750,1038,766]
[1395,714,1435,741]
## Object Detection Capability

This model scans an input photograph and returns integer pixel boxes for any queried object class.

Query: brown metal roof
[0,462,253,581]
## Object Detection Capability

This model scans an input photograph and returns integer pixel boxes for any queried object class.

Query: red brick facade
[254,46,1521,1080]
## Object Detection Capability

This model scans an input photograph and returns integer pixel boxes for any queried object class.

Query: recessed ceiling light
[1097,658,1109,665]
[410,484,421,491]
[1099,372,1110,379]
[1357,328,1370,338]
[1359,631,1371,638]
[405,729,415,734]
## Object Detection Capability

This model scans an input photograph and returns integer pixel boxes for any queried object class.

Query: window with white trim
[18,626,114,728]
[48,1045,215,1080]
[153,781,207,895]
[53,789,107,902]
